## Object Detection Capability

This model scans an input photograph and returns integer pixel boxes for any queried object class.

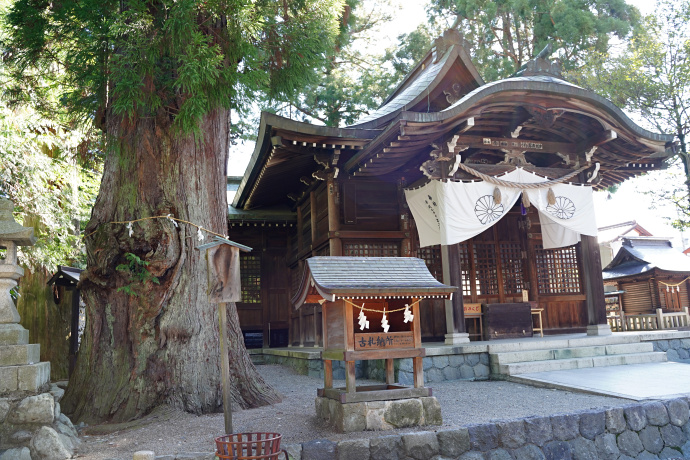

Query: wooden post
[580,235,611,335]
[324,359,333,389]
[412,357,423,388]
[310,191,317,251]
[313,305,320,347]
[346,361,356,393]
[385,359,394,385]
[327,177,342,256]
[656,308,665,330]
[68,287,80,377]
[198,239,253,436]
[219,302,233,434]
[441,244,469,344]
[299,308,305,347]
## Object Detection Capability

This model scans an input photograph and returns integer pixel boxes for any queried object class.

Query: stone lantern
[0,197,37,334]
[0,198,80,458]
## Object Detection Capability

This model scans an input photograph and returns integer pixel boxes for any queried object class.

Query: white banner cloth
[405,167,597,249]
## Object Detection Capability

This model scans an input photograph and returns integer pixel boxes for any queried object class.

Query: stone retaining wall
[284,397,690,460]
[651,338,690,362]
[154,398,690,460]
[260,350,491,384]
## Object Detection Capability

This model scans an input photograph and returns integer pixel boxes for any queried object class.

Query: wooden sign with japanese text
[463,303,482,316]
[354,332,414,351]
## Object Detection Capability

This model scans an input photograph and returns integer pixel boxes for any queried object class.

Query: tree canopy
[0,0,101,271]
[3,0,346,138]
[426,0,639,81]
[574,0,689,227]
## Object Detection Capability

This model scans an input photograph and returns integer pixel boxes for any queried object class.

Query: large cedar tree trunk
[62,109,280,423]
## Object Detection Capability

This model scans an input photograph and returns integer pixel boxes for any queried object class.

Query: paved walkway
[512,361,690,400]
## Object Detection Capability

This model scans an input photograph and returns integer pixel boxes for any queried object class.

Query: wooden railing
[607,307,690,332]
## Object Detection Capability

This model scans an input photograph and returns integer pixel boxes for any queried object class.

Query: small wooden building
[603,237,690,315]
[229,30,676,347]
[292,256,455,402]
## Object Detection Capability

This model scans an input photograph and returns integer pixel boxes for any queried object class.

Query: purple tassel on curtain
[521,202,527,216]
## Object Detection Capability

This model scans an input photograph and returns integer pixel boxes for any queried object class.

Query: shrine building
[228,30,676,348]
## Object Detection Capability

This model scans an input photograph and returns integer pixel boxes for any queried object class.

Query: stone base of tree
[315,396,442,433]
[0,323,79,459]
[0,384,80,459]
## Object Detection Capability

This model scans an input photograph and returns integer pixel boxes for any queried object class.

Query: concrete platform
[511,361,690,401]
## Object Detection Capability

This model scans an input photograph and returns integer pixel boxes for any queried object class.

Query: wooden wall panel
[315,184,329,242]
[341,179,399,231]
[419,298,446,341]
[539,298,587,331]
[300,200,312,249]
[621,282,653,314]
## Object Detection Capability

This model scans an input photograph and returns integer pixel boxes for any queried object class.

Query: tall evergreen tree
[574,0,690,227]
[2,0,345,422]
[428,0,639,81]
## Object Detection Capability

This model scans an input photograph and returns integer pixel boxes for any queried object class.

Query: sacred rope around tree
[83,215,228,240]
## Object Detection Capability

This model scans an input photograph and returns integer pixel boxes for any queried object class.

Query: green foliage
[116,252,160,296]
[0,103,102,271]
[263,2,442,127]
[427,0,638,80]
[2,0,346,138]
[574,0,690,227]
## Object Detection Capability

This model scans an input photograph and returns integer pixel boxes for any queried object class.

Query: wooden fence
[608,307,690,332]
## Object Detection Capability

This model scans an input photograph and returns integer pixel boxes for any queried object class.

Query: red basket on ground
[215,432,288,460]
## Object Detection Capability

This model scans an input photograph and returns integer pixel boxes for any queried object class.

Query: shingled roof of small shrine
[292,257,457,307]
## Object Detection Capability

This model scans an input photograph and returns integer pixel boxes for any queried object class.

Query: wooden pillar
[313,305,320,347]
[324,359,333,389]
[327,177,342,256]
[580,235,611,335]
[441,244,469,344]
[220,302,233,434]
[297,206,304,254]
[385,359,394,384]
[412,357,424,388]
[310,191,317,252]
[299,307,305,347]
[346,361,356,393]
[68,287,80,377]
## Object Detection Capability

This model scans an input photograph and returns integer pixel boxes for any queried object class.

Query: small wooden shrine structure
[46,265,83,376]
[229,30,676,346]
[603,237,690,315]
[292,257,455,402]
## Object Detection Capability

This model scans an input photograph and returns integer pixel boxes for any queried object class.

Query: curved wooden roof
[232,31,676,212]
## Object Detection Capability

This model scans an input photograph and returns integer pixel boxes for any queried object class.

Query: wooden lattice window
[473,243,498,295]
[343,242,400,257]
[240,254,261,303]
[418,246,442,281]
[535,245,581,294]
[458,243,472,296]
[500,243,524,295]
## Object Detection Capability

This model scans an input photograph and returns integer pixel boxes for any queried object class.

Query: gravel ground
[75,363,632,459]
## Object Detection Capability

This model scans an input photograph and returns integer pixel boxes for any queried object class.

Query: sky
[229,0,686,249]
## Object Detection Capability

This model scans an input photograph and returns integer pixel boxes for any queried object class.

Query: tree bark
[62,109,280,423]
